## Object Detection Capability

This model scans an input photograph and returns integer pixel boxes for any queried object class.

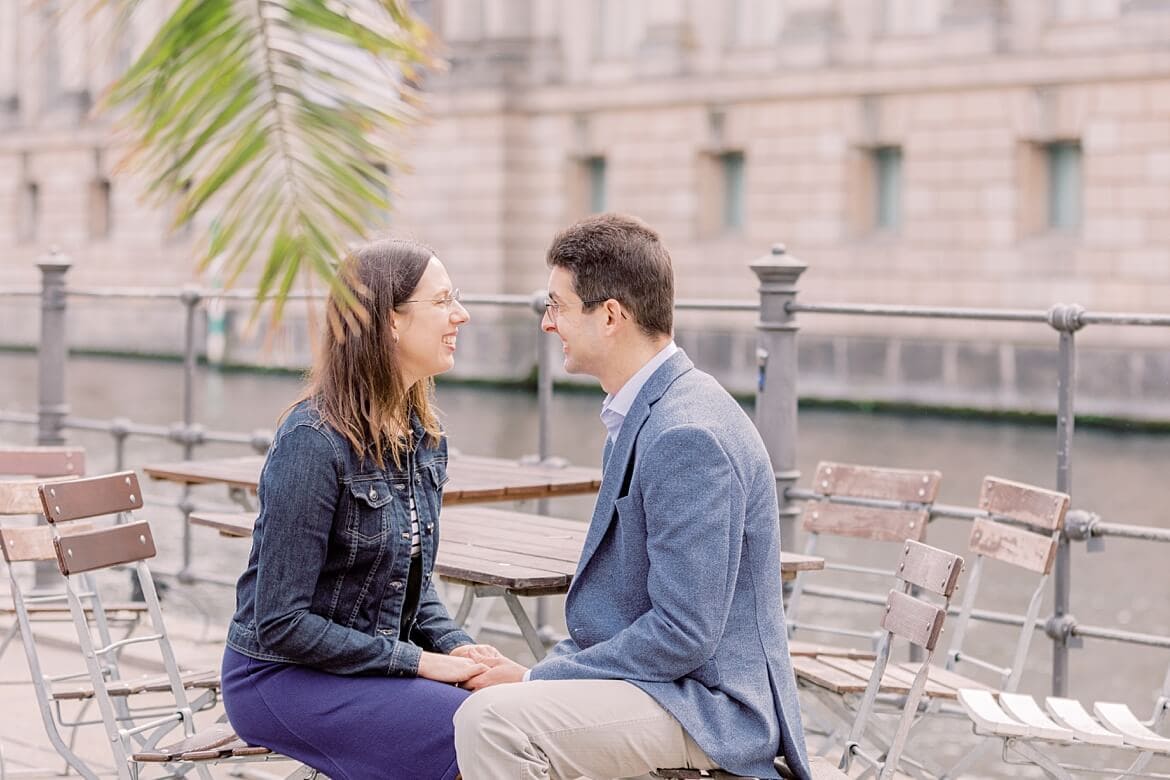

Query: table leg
[228,487,256,512]
[453,585,477,626]
[502,591,548,661]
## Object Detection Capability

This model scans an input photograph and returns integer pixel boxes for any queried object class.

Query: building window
[17,181,38,243]
[873,146,902,231]
[1054,0,1120,22]
[727,0,784,48]
[720,151,745,231]
[586,156,607,214]
[882,0,941,34]
[89,178,112,239]
[1046,141,1081,230]
[698,150,746,237]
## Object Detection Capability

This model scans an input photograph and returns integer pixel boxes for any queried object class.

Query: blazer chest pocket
[347,479,393,542]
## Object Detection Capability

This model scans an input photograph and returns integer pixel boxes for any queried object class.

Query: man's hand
[463,655,529,691]
[450,643,507,664]
[416,651,488,684]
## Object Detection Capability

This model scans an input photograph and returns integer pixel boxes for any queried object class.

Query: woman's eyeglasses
[401,289,463,311]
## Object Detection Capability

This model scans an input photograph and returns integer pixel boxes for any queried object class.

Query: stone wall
[2,1,1169,418]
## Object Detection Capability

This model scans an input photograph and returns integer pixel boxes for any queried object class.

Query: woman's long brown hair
[300,238,443,468]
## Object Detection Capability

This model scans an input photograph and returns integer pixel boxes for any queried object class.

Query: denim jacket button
[368,487,378,500]
[390,580,404,590]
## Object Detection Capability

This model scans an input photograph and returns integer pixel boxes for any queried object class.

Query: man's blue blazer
[530,350,812,780]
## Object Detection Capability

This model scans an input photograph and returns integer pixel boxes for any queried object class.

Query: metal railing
[3,244,1170,696]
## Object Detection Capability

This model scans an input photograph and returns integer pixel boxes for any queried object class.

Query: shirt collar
[600,341,678,431]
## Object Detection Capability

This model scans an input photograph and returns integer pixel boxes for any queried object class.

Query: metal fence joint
[1047,303,1086,333]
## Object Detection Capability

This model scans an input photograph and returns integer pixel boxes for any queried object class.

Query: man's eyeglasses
[401,289,463,311]
[542,297,609,325]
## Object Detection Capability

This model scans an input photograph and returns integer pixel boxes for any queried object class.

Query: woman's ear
[388,312,401,344]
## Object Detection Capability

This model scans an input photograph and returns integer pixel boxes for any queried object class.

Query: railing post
[530,290,556,642]
[37,249,71,448]
[532,290,554,462]
[36,249,71,589]
[751,244,807,554]
[176,285,202,582]
[1047,302,1085,697]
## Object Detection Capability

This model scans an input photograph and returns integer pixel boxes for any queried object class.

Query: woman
[221,238,492,780]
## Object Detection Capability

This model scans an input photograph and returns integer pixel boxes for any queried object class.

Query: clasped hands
[422,643,526,690]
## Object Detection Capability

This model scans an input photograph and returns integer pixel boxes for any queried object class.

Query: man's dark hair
[546,213,674,337]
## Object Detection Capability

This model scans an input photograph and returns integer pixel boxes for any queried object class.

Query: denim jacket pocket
[423,461,450,489]
[347,478,393,543]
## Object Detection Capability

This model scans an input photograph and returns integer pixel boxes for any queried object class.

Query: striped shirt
[409,494,421,557]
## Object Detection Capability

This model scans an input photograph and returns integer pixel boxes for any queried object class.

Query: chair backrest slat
[969,517,1059,574]
[979,477,1069,531]
[813,462,942,503]
[54,521,156,575]
[897,539,964,597]
[881,589,947,650]
[39,472,143,523]
[803,503,929,542]
[0,476,80,516]
[0,448,85,478]
[1,522,95,563]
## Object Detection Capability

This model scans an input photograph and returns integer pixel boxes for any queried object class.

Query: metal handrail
[5,251,1170,697]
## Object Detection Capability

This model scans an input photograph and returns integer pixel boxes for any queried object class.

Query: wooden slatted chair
[792,475,1070,776]
[786,461,943,660]
[1,446,98,662]
[0,447,154,778]
[957,659,1170,778]
[656,541,964,780]
[35,471,317,780]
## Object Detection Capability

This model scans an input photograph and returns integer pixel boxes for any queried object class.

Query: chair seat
[795,652,994,701]
[0,600,148,616]
[1044,697,1125,747]
[52,668,219,700]
[787,640,876,660]
[1093,701,1170,753]
[133,722,273,763]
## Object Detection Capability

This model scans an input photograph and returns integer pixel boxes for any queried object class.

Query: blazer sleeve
[251,424,422,676]
[530,424,744,683]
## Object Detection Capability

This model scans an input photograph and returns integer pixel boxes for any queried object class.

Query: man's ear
[603,299,625,329]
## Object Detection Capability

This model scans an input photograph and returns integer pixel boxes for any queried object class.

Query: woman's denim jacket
[226,398,472,675]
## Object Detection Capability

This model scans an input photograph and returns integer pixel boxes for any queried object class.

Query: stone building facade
[2,0,1170,418]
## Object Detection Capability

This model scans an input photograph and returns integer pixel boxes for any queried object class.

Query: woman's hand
[416,651,488,684]
[449,643,506,664]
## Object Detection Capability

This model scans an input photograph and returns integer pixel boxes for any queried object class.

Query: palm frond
[105,0,434,317]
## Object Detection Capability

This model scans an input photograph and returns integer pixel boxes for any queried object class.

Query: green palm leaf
[105,0,434,320]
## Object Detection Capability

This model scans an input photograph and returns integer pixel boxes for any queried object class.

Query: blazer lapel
[572,351,695,581]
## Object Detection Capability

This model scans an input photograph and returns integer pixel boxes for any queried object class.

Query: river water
[1,351,1168,767]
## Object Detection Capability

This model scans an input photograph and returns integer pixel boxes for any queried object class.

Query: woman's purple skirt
[221,645,469,780]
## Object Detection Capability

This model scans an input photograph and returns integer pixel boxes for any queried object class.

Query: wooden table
[144,453,603,506]
[189,506,825,659]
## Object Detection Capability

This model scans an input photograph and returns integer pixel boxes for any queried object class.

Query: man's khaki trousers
[454,679,718,780]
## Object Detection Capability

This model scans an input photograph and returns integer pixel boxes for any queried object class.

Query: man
[453,213,811,780]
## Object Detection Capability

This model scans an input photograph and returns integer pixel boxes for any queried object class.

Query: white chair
[958,661,1170,779]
